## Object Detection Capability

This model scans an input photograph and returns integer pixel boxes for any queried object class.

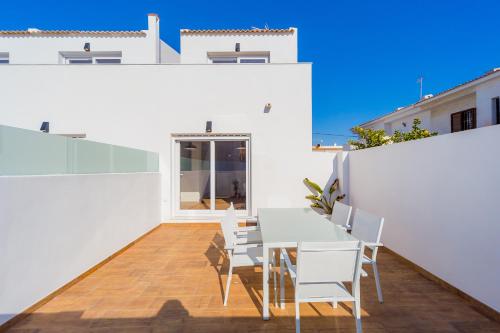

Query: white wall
[383,110,431,135]
[180,29,297,64]
[0,172,161,325]
[0,63,313,219]
[0,14,179,64]
[476,79,500,127]
[429,94,475,134]
[347,125,500,312]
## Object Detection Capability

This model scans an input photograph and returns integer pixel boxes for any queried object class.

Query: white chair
[350,209,385,303]
[226,203,262,244]
[330,201,353,230]
[280,241,365,333]
[220,212,277,306]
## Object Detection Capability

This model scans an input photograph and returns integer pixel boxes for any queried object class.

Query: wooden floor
[180,198,246,210]
[7,224,500,333]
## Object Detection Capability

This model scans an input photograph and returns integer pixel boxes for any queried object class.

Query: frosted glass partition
[0,125,159,175]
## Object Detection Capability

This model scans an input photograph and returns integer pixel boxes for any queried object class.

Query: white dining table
[258,207,357,320]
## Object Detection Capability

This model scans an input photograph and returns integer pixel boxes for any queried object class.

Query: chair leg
[354,299,362,333]
[270,250,277,308]
[295,301,301,333]
[224,262,233,306]
[280,251,285,309]
[273,264,278,308]
[372,262,384,303]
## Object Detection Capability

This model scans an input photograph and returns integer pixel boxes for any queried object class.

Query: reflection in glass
[179,141,211,210]
[215,141,246,210]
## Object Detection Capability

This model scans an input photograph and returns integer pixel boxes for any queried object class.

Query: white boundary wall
[347,125,500,312]
[0,173,161,325]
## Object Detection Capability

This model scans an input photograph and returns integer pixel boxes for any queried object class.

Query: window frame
[493,97,500,125]
[209,55,269,64]
[450,108,477,133]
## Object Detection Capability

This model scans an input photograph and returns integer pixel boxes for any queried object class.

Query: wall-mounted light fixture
[183,142,197,150]
[235,43,240,52]
[264,103,272,113]
[206,121,212,133]
[40,121,50,133]
[84,42,91,52]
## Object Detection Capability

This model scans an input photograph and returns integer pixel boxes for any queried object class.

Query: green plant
[304,178,345,215]
[349,118,437,150]
[348,127,392,150]
[392,118,437,143]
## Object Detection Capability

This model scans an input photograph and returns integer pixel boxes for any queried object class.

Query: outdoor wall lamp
[40,121,49,133]
[184,142,197,150]
[206,121,212,133]
[84,42,91,52]
[264,103,272,113]
[235,43,240,52]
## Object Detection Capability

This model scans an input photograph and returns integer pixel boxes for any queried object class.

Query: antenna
[264,23,269,30]
[417,76,424,100]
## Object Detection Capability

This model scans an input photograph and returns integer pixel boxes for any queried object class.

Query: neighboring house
[358,69,500,135]
[0,17,328,221]
[0,14,179,64]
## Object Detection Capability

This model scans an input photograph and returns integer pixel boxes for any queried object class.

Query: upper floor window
[60,51,122,65]
[208,52,269,64]
[493,97,500,125]
[0,52,9,64]
[451,108,476,133]
[210,56,268,64]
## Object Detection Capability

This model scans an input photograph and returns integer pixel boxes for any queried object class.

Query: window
[450,108,476,133]
[239,57,267,63]
[95,58,121,64]
[0,52,9,64]
[68,58,92,64]
[493,97,500,125]
[211,57,237,64]
[209,56,268,64]
[61,52,122,65]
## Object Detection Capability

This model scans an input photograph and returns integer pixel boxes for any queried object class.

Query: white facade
[180,28,297,64]
[0,63,326,220]
[0,14,179,64]
[360,70,500,135]
[0,20,320,221]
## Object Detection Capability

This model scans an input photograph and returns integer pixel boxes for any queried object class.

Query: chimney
[148,13,160,64]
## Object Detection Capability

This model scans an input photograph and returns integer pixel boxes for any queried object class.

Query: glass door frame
[171,135,251,219]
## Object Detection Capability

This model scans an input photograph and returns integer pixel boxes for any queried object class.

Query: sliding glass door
[175,137,249,216]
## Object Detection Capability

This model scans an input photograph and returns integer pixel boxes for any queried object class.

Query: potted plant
[304,178,345,218]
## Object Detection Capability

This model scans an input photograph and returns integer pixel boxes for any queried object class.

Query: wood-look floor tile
[5,224,499,333]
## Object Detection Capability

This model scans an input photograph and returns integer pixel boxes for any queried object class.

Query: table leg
[263,245,270,320]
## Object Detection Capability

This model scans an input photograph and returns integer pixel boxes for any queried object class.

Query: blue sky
[2,0,499,144]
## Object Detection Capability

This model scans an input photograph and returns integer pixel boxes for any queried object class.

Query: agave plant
[304,178,345,215]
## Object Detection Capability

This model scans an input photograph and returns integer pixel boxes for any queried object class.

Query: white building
[0,14,179,64]
[359,69,500,135]
[0,17,332,221]
[180,28,297,64]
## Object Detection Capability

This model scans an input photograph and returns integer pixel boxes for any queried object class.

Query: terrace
[4,224,499,333]
[1,124,500,333]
